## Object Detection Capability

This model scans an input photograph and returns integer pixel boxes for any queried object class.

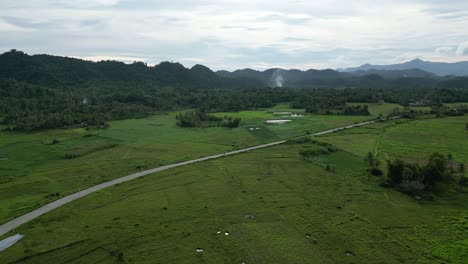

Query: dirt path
[0,120,376,238]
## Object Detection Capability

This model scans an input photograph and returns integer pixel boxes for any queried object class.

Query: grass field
[318,115,468,163]
[1,142,466,263]
[0,105,373,224]
[1,103,467,263]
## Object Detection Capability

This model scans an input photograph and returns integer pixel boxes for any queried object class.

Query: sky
[1,0,468,70]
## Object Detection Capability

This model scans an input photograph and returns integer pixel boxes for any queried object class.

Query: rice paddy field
[1,103,467,263]
[318,115,468,163]
[1,142,467,263]
[0,106,371,224]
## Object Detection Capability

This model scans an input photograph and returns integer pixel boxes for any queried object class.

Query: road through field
[0,119,376,238]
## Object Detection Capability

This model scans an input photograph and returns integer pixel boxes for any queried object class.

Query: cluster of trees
[384,153,465,193]
[292,138,339,157]
[431,105,468,117]
[385,107,421,119]
[342,105,370,115]
[291,90,370,115]
[175,111,241,128]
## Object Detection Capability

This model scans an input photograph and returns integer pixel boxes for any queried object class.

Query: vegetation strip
[0,120,376,238]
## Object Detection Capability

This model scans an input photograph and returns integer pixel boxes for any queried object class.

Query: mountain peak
[408,58,424,63]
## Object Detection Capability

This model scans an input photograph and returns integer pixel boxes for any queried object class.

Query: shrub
[369,167,383,176]
[287,137,311,144]
[64,153,79,159]
[327,146,338,152]
[299,148,329,157]
[459,176,468,186]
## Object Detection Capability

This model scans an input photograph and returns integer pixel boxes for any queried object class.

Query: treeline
[431,105,468,117]
[1,50,468,131]
[0,78,279,131]
[3,78,468,131]
[175,111,241,128]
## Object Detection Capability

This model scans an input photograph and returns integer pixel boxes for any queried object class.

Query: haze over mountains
[339,59,468,77]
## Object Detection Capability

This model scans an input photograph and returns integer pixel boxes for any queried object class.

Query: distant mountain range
[339,59,468,77]
[217,67,443,87]
[1,50,468,89]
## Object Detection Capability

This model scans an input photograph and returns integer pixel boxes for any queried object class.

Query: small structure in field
[290,113,304,117]
[244,214,255,219]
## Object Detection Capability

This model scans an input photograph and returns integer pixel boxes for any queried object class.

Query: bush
[64,153,79,159]
[459,176,468,186]
[287,137,311,144]
[369,167,383,176]
[327,146,338,152]
[398,180,426,194]
[299,148,329,157]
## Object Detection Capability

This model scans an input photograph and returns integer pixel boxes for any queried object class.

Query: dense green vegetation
[385,153,455,192]
[176,111,241,128]
[2,50,468,131]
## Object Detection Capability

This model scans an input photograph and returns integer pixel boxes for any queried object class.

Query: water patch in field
[265,120,291,124]
[0,234,24,252]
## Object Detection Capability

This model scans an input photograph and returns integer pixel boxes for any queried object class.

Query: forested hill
[0,50,264,89]
[2,50,468,89]
[1,50,468,131]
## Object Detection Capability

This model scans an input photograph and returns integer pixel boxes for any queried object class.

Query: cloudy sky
[1,0,468,70]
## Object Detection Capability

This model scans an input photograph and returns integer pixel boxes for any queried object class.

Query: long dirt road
[0,119,376,238]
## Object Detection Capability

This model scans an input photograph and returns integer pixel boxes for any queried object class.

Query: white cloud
[1,0,468,70]
[77,55,148,63]
[0,20,28,31]
[435,46,454,55]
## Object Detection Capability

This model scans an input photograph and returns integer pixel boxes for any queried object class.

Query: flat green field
[0,107,371,224]
[1,104,467,263]
[0,142,466,263]
[318,116,468,163]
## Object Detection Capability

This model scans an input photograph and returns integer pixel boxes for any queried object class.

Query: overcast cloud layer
[1,0,468,70]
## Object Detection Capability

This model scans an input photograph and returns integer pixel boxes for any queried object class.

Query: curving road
[0,119,376,238]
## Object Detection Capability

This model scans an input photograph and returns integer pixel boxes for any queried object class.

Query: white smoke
[271,69,284,87]
[456,41,468,56]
